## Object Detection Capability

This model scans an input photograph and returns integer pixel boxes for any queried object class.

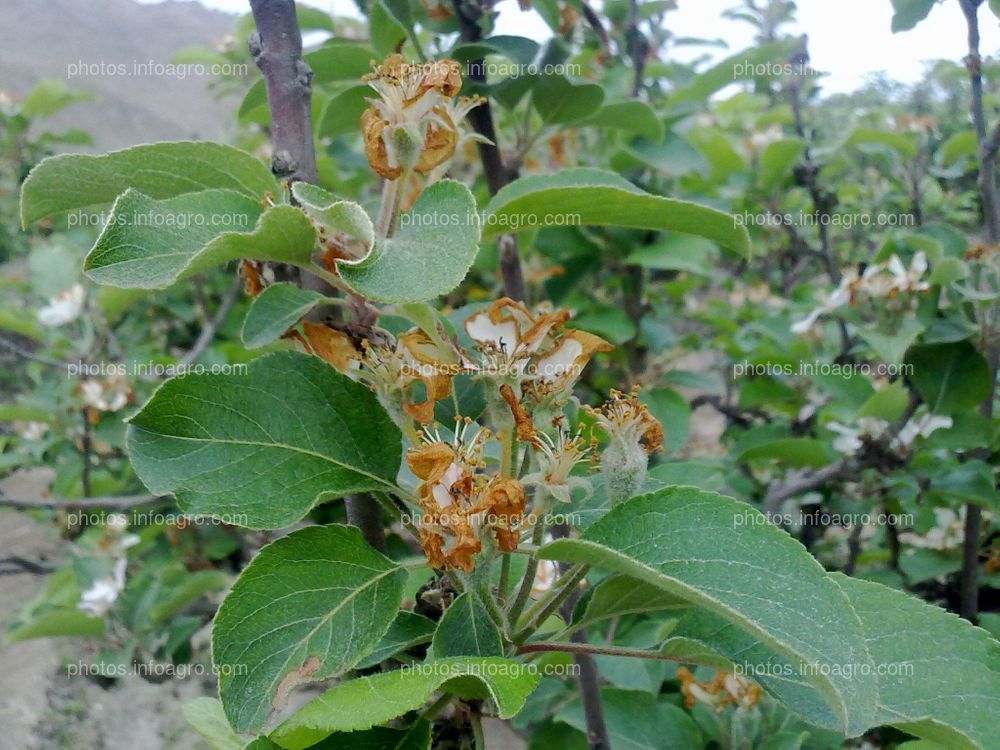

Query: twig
[0,492,167,510]
[0,334,68,369]
[549,524,610,750]
[580,2,610,51]
[177,276,242,368]
[762,457,854,515]
[959,0,1000,623]
[451,0,527,301]
[248,0,317,185]
[0,556,55,575]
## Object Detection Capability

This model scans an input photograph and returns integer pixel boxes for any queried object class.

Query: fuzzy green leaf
[20,141,276,226]
[241,284,327,349]
[213,525,406,732]
[831,573,1000,750]
[539,486,878,735]
[337,180,481,302]
[481,169,750,258]
[126,351,402,529]
[269,658,541,749]
[431,592,503,658]
[84,189,317,289]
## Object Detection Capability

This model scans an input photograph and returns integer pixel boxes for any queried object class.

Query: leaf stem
[471,711,486,750]
[507,513,547,623]
[513,563,588,644]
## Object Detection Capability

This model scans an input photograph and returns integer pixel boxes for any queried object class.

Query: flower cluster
[361,55,484,180]
[675,667,762,712]
[407,422,526,572]
[792,252,929,334]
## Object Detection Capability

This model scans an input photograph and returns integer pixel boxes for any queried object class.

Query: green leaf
[846,128,918,157]
[531,74,605,124]
[21,141,277,226]
[991,0,1000,19]
[640,388,691,453]
[929,257,969,286]
[317,85,372,140]
[355,611,437,669]
[666,41,798,108]
[84,190,317,289]
[213,525,407,732]
[580,101,665,142]
[625,234,719,274]
[293,720,432,750]
[291,183,374,246]
[5,608,105,641]
[150,568,229,624]
[939,131,978,165]
[572,574,688,632]
[431,592,503,658]
[891,0,937,32]
[759,138,806,192]
[20,79,94,118]
[735,437,831,468]
[905,341,991,415]
[539,486,878,735]
[556,688,702,750]
[183,698,244,750]
[856,381,909,422]
[241,284,327,349]
[269,657,540,749]
[240,44,373,120]
[126,351,402,529]
[337,180,481,303]
[831,573,1000,750]
[482,169,750,258]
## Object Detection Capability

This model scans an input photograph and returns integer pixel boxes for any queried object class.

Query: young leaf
[531,74,605,124]
[481,168,751,258]
[269,657,541,749]
[539,486,878,735]
[127,351,402,529]
[337,180,481,303]
[213,525,407,732]
[241,284,327,349]
[759,138,806,192]
[831,573,1000,750]
[431,592,504,658]
[20,141,277,226]
[580,101,665,142]
[572,574,689,632]
[355,611,437,669]
[84,190,316,289]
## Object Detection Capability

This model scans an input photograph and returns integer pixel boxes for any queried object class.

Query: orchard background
[0,1,999,749]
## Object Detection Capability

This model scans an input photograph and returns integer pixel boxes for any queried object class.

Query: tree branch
[959,0,999,622]
[248,0,317,185]
[451,0,527,301]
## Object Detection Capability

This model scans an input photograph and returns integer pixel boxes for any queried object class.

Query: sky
[147,0,1000,94]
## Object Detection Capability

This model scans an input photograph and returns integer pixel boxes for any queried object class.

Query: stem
[375,177,404,238]
[518,641,679,662]
[450,0,526,301]
[248,0,317,184]
[475,574,510,640]
[345,493,386,553]
[373,490,420,540]
[507,513,547,622]
[513,563,588,643]
[959,0,1000,622]
[497,554,511,605]
[420,692,453,722]
[471,711,486,750]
